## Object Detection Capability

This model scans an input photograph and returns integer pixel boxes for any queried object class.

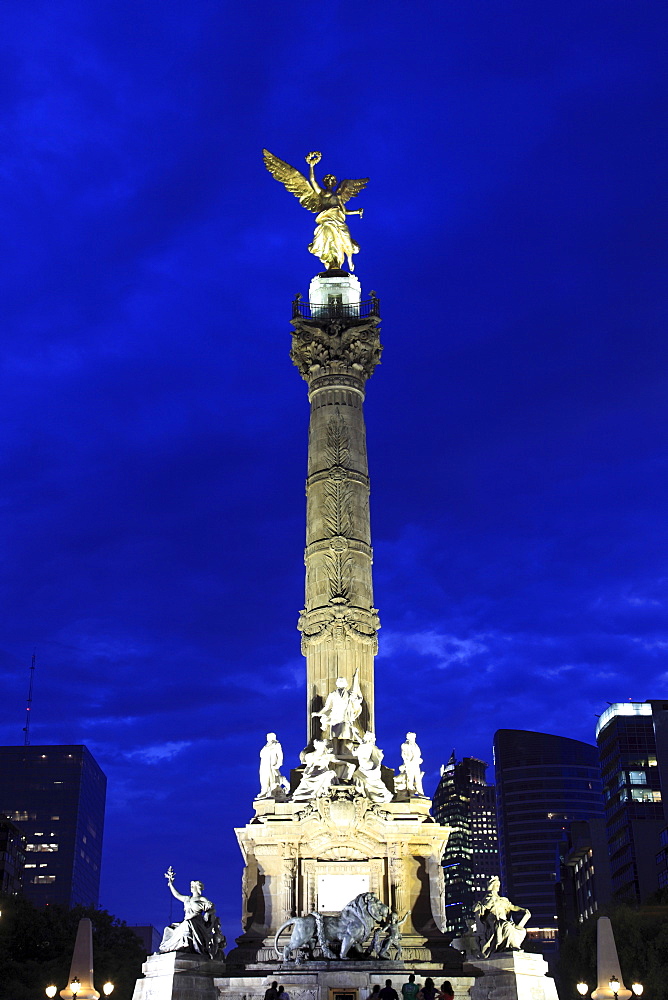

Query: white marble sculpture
[473,875,530,956]
[258,732,290,798]
[400,732,425,796]
[312,673,363,741]
[292,740,337,801]
[274,892,390,961]
[352,731,392,802]
[159,867,226,960]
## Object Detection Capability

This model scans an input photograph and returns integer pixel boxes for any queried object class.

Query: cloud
[379,629,490,669]
[124,741,192,764]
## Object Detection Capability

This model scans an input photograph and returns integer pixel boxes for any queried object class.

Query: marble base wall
[131,954,225,1000]
[216,969,476,1000]
[469,953,559,1000]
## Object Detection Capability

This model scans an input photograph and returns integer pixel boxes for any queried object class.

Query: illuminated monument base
[132,952,559,1000]
[227,792,451,969]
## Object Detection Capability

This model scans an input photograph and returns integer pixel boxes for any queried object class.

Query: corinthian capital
[291,315,382,383]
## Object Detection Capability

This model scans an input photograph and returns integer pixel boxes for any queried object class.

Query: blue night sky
[1,0,666,937]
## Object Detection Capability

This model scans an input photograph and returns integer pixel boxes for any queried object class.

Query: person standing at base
[417,979,438,1000]
[402,975,420,1000]
[264,982,279,1000]
[440,983,454,1000]
[368,987,381,1000]
[379,981,399,1000]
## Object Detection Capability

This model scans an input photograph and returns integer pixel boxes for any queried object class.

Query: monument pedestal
[228,791,451,968]
[131,953,225,1000]
[469,952,558,1000]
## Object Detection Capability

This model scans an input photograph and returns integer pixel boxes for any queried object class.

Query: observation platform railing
[292,294,380,320]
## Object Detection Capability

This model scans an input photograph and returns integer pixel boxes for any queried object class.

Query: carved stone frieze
[306,829,380,859]
[387,841,408,859]
[315,791,370,832]
[298,605,380,653]
[253,844,282,856]
[291,315,382,384]
[318,845,367,860]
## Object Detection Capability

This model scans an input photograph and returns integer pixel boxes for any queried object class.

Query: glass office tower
[596,701,668,903]
[0,744,106,907]
[494,729,604,949]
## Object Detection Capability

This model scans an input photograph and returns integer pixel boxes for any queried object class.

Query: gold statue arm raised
[306,151,323,196]
[262,148,369,271]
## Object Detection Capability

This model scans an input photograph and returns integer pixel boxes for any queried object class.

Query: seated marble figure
[292,740,337,801]
[159,867,226,960]
[473,876,530,957]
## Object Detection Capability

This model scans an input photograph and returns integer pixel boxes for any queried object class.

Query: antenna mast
[23,650,36,746]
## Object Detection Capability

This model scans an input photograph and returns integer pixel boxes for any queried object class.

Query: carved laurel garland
[324,549,352,602]
[322,412,354,601]
[323,413,353,536]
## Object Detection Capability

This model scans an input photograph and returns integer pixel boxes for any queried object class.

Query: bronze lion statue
[274,891,390,961]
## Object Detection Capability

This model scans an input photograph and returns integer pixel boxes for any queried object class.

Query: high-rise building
[433,754,499,935]
[494,729,604,949]
[0,745,106,908]
[556,817,612,934]
[596,701,668,903]
[0,815,26,896]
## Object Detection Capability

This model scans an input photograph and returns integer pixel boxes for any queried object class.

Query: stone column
[253,846,289,938]
[291,276,382,743]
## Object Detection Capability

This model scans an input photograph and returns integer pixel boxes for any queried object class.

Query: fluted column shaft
[291,304,382,744]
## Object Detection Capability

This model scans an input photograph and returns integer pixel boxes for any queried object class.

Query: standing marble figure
[259,733,289,798]
[159,866,226,960]
[401,732,425,796]
[312,674,363,742]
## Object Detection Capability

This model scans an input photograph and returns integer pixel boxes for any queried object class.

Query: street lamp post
[45,981,113,999]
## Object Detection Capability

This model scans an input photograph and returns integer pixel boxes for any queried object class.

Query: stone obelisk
[292,273,382,742]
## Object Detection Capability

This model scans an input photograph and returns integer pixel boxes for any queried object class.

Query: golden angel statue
[263,149,368,272]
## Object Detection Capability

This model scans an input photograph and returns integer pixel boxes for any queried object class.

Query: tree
[0,895,145,1000]
[556,902,668,1000]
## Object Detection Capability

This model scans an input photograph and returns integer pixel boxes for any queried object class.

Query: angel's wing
[336,177,369,203]
[263,149,320,212]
